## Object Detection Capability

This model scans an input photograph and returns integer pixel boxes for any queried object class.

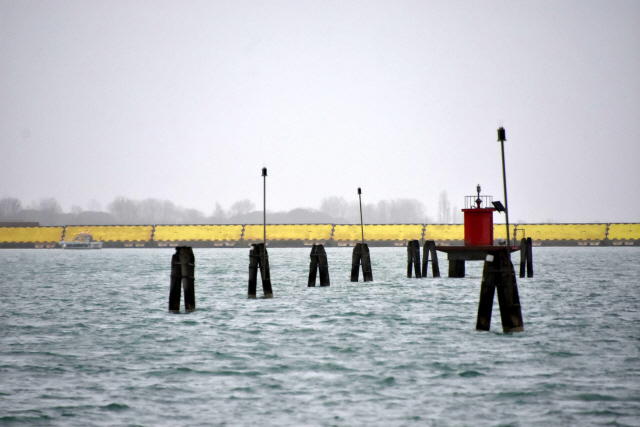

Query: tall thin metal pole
[263,170,266,245]
[498,128,511,253]
[262,167,267,280]
[358,187,364,244]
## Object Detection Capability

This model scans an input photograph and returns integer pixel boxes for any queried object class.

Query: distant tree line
[0,193,463,226]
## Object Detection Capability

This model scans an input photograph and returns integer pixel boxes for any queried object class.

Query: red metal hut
[463,185,495,246]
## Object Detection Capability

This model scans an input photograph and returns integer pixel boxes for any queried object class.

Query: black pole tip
[357,187,362,195]
[262,167,267,177]
[497,127,506,142]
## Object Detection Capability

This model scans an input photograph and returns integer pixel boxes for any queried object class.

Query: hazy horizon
[1,192,633,226]
[2,1,639,223]
[0,194,444,225]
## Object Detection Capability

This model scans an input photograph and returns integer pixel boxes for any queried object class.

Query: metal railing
[464,195,493,209]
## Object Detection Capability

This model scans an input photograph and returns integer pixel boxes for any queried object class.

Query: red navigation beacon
[462,185,495,246]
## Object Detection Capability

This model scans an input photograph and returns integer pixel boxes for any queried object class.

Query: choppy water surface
[1,247,639,426]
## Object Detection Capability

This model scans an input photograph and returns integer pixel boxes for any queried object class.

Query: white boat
[59,230,103,249]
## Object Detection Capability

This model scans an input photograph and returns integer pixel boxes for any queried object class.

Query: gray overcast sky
[1,0,639,223]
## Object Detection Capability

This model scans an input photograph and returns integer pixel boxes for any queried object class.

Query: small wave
[430,362,454,372]
[495,391,539,399]
[39,394,85,401]
[459,370,484,378]
[575,393,618,402]
[214,370,263,377]
[338,311,376,318]
[314,362,355,372]
[231,386,254,393]
[379,376,396,386]
[100,403,130,412]
[549,351,579,357]
[0,414,53,423]
[391,363,420,371]
[431,372,455,379]
[579,409,625,417]
[328,345,358,354]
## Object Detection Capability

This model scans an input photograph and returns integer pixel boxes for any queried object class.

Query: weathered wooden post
[362,244,373,282]
[248,243,273,298]
[308,244,330,287]
[519,237,534,278]
[476,249,524,332]
[519,238,527,278]
[421,240,441,277]
[407,240,422,278]
[448,259,465,278]
[351,243,361,282]
[351,187,373,282]
[526,237,533,277]
[168,246,195,312]
[247,166,274,298]
[351,242,373,282]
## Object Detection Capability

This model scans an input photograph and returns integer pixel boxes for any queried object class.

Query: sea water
[1,247,639,426]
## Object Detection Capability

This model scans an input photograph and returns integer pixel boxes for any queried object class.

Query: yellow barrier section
[65,226,153,242]
[608,223,640,240]
[0,227,63,243]
[331,225,360,241]
[244,224,334,241]
[332,224,423,241]
[515,224,607,241]
[494,224,517,241]
[154,225,243,242]
[365,224,423,241]
[424,224,464,241]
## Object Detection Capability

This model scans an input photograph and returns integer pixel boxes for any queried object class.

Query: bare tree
[0,197,22,218]
[183,208,206,224]
[438,191,452,224]
[141,198,164,224]
[320,197,356,222]
[211,202,227,223]
[86,199,102,212]
[388,199,427,223]
[319,197,428,224]
[160,200,179,224]
[374,200,391,223]
[452,205,462,224]
[229,199,256,217]
[37,197,63,225]
[108,196,141,224]
[38,197,62,213]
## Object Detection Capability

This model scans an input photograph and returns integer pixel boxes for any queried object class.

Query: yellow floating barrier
[332,224,423,244]
[331,225,360,243]
[608,223,640,241]
[0,227,63,243]
[64,225,153,242]
[514,224,606,242]
[424,224,464,243]
[1,223,637,248]
[243,224,333,242]
[154,225,243,242]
